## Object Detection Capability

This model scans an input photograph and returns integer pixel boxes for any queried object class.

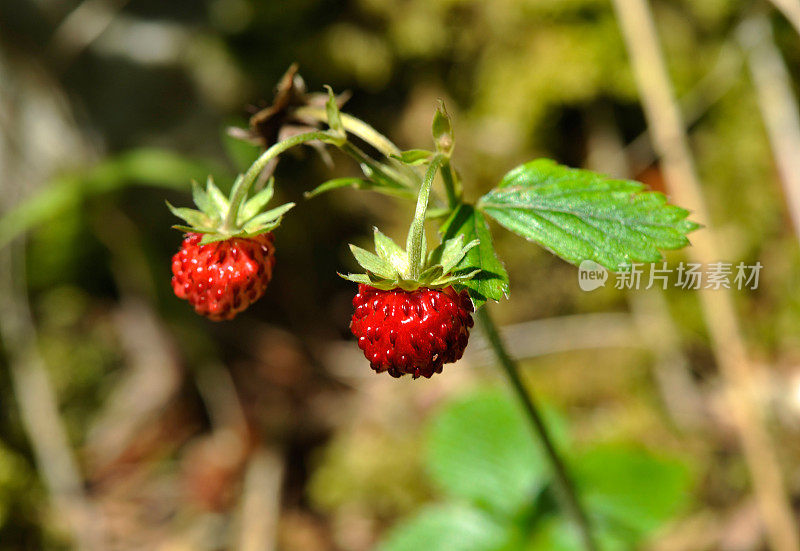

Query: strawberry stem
[223,130,336,232]
[406,155,444,279]
[440,159,460,209]
[295,106,401,158]
[476,307,598,551]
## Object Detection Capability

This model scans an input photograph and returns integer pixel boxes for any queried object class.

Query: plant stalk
[476,307,597,551]
[223,130,334,231]
[406,155,443,279]
[440,159,460,208]
[295,106,401,157]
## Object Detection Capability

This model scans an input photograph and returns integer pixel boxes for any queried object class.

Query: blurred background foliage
[2,0,800,549]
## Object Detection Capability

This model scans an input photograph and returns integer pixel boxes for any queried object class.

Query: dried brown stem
[611,0,800,549]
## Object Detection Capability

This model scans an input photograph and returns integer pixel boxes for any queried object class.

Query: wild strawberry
[168,175,294,320]
[172,232,276,321]
[351,284,474,378]
[341,228,483,378]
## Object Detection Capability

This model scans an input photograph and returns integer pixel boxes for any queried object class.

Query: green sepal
[324,85,345,140]
[191,180,214,216]
[238,177,275,222]
[206,175,229,213]
[171,225,217,234]
[242,202,295,232]
[170,169,293,243]
[166,201,215,229]
[339,273,372,285]
[432,100,454,155]
[345,229,486,292]
[198,233,237,245]
[373,228,408,275]
[420,265,444,282]
[349,244,398,280]
[428,235,480,275]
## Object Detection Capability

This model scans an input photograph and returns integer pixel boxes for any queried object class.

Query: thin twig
[611,0,800,549]
[477,307,597,551]
[0,245,105,550]
[235,447,285,551]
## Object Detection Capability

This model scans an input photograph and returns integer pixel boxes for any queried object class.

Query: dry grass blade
[611,0,800,549]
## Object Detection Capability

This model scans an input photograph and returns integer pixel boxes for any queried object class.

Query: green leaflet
[379,390,694,551]
[478,159,700,271]
[378,504,510,551]
[440,204,509,309]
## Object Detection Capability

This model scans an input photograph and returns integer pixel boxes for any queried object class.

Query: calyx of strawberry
[167,175,294,245]
[341,228,480,291]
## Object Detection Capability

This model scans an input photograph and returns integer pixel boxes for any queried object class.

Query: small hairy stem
[476,307,597,551]
[440,159,460,208]
[406,155,443,279]
[297,106,421,189]
[223,130,333,231]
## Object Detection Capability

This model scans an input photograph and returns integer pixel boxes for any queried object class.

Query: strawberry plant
[167,67,699,550]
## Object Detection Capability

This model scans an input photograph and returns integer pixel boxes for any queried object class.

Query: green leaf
[525,517,628,551]
[426,390,549,517]
[391,149,434,166]
[440,204,509,309]
[349,244,397,279]
[238,177,275,222]
[378,504,511,551]
[573,444,693,538]
[479,159,699,271]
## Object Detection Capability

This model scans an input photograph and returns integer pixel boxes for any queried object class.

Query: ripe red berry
[350,284,474,378]
[172,232,276,321]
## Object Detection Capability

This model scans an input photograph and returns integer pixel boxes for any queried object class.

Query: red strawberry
[350,284,474,378]
[172,232,276,321]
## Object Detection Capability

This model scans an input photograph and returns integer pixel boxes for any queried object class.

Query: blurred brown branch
[611,0,800,550]
[738,15,800,244]
[768,0,800,36]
